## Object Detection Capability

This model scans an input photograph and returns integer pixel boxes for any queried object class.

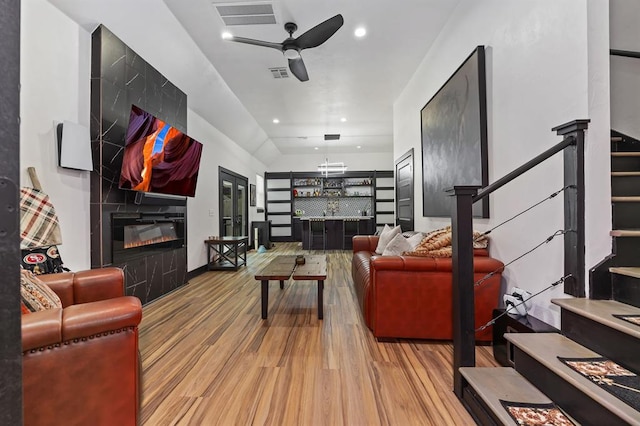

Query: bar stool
[309,218,326,251]
[343,218,360,250]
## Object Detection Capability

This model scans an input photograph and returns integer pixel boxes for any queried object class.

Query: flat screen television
[119,105,203,197]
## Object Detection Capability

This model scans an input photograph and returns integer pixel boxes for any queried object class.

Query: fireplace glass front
[112,212,185,263]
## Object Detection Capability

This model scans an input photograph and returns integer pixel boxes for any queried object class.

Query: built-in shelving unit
[265,170,393,242]
[265,172,293,240]
[292,176,374,198]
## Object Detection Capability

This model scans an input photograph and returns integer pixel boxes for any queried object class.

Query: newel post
[552,119,589,297]
[447,185,479,397]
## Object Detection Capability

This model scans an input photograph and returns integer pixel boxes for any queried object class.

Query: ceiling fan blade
[227,36,282,51]
[288,57,309,82]
[295,14,344,50]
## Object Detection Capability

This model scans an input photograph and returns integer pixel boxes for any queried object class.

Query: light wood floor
[139,243,498,425]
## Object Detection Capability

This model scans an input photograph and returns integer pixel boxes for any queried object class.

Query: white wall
[22,0,268,272]
[186,109,267,271]
[21,0,92,271]
[394,0,611,326]
[268,151,393,173]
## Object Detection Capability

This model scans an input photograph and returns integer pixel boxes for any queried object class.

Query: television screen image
[119,105,203,197]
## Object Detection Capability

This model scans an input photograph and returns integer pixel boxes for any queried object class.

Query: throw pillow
[406,232,425,250]
[20,268,62,313]
[382,233,413,256]
[375,224,401,254]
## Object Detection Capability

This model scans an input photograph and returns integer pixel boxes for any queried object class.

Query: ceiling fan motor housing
[284,22,298,36]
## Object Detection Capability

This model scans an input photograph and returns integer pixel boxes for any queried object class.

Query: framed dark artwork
[250,184,256,206]
[420,45,489,218]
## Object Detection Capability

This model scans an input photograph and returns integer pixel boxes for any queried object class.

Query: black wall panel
[90,25,188,304]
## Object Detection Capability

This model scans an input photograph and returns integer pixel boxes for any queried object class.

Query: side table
[205,236,248,271]
[492,308,559,367]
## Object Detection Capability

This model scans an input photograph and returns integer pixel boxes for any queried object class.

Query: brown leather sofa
[22,267,142,426]
[352,235,504,342]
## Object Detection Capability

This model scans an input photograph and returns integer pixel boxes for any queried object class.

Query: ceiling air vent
[213,2,277,26]
[269,67,289,79]
[324,134,340,141]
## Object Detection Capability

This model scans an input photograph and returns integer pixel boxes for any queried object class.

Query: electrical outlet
[208,209,215,217]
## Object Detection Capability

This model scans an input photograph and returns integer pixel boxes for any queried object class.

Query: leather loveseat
[352,235,504,342]
[22,267,142,426]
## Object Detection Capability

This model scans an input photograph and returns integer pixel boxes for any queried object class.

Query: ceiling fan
[224,14,344,82]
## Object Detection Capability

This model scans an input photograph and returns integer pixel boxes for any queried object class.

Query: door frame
[218,167,249,237]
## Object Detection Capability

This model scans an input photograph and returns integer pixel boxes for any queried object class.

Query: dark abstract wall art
[421,45,489,218]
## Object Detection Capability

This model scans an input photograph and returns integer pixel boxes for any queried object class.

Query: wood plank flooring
[139,243,498,425]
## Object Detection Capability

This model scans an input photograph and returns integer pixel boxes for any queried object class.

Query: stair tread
[611,171,640,176]
[459,367,579,425]
[612,152,640,157]
[612,196,640,202]
[610,229,640,237]
[610,266,640,279]
[504,333,640,424]
[552,298,640,339]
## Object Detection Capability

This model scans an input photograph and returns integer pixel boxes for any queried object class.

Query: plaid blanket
[20,187,63,249]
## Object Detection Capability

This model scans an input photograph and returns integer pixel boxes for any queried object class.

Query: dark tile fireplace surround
[90,26,188,304]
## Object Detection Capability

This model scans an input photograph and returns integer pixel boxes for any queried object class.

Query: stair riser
[611,156,640,172]
[589,266,613,299]
[461,386,501,426]
[612,175,640,196]
[611,273,640,309]
[611,132,640,152]
[612,237,640,266]
[514,348,628,425]
[561,309,640,373]
[612,202,640,229]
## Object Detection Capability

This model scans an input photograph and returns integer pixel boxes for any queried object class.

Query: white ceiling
[48,0,461,158]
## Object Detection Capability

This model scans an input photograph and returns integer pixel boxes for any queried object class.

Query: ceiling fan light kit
[224,14,344,81]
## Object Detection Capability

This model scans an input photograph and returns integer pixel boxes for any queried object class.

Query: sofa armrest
[353,235,379,253]
[22,296,142,352]
[62,296,142,341]
[38,267,125,306]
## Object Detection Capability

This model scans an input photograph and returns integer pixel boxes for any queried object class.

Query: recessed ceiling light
[314,147,319,150]
[354,27,366,38]
[357,146,361,149]
[340,117,347,122]
[221,32,233,40]
[272,118,280,124]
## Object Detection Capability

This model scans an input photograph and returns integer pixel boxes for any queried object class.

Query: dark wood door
[395,149,414,231]
[219,167,248,237]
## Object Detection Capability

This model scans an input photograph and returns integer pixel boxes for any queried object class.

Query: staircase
[459,132,640,425]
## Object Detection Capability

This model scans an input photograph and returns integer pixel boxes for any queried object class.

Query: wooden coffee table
[254,255,327,319]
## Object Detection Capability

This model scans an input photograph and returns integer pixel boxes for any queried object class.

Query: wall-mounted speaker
[57,121,93,171]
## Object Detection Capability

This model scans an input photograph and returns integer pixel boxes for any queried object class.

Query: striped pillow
[20,268,62,313]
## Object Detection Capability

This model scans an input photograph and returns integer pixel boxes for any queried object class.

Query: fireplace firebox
[112,212,185,263]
